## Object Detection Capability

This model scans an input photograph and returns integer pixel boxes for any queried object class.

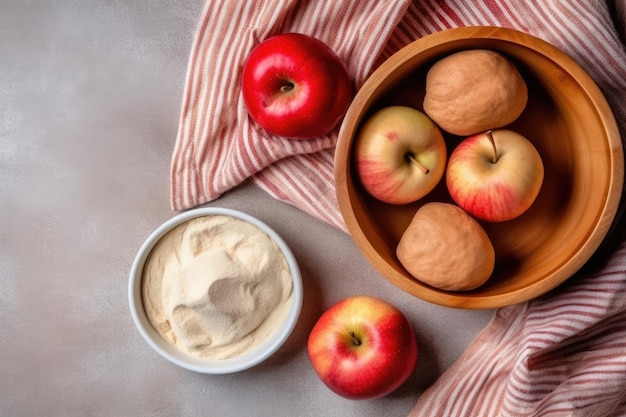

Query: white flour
[142,215,293,359]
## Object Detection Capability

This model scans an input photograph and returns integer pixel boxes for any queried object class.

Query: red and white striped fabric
[411,241,626,416]
[170,1,626,416]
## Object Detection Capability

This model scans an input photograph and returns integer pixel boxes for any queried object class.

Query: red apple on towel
[307,295,418,400]
[354,106,447,204]
[241,33,352,139]
[446,129,544,222]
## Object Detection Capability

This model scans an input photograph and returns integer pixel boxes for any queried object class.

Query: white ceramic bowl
[128,207,303,374]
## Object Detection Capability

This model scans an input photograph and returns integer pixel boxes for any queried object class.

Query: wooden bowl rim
[335,26,624,309]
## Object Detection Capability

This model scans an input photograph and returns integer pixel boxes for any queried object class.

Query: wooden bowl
[335,27,623,309]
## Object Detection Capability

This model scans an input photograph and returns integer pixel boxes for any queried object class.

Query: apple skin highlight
[307,295,418,400]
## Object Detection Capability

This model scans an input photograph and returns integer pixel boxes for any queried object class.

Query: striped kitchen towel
[410,242,626,416]
[170,1,626,416]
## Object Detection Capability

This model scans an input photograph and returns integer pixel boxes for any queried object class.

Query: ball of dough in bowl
[423,49,527,136]
[396,202,495,291]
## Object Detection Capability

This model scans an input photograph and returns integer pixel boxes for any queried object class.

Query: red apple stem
[486,130,498,164]
[349,331,362,346]
[280,82,295,93]
[407,154,430,175]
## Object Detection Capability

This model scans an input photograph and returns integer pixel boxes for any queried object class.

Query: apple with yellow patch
[354,106,447,204]
[446,129,544,222]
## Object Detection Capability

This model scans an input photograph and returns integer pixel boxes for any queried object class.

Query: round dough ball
[396,202,495,291]
[423,49,528,136]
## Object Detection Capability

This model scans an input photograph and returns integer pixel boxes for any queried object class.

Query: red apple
[241,33,352,139]
[354,106,447,204]
[446,129,544,222]
[307,295,418,400]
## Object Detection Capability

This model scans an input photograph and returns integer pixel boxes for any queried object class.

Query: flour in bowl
[141,215,293,359]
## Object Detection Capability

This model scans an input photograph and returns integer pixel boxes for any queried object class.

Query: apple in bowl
[446,129,544,222]
[354,106,447,204]
[307,295,418,400]
[241,33,352,139]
